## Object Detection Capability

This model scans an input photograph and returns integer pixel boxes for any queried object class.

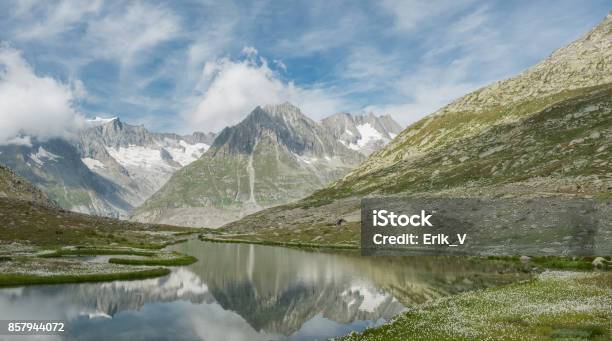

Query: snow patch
[81,157,105,170]
[356,123,385,147]
[342,284,390,313]
[29,147,61,166]
[106,145,176,170]
[294,154,319,165]
[87,116,117,125]
[165,141,209,166]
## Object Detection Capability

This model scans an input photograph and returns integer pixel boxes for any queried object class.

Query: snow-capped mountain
[77,117,216,215]
[0,108,395,220]
[0,138,132,217]
[321,113,402,155]
[0,117,215,218]
[132,102,369,227]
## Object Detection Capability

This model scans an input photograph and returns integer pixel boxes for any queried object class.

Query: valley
[0,8,610,341]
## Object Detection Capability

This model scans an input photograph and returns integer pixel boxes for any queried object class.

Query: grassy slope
[340,271,612,340]
[0,197,196,248]
[0,196,198,286]
[0,165,56,207]
[108,254,198,266]
[308,84,611,205]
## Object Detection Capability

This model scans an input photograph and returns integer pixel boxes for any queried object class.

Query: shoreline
[0,243,198,287]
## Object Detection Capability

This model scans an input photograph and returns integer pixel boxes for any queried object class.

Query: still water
[0,240,527,340]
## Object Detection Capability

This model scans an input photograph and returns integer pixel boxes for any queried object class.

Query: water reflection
[0,240,527,340]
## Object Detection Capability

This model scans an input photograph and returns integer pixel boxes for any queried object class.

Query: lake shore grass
[0,267,170,287]
[339,271,612,341]
[108,253,197,266]
[0,245,197,286]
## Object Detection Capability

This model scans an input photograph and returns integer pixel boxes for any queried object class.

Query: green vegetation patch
[0,197,198,248]
[340,271,612,340]
[0,257,173,287]
[108,253,197,266]
[0,268,170,287]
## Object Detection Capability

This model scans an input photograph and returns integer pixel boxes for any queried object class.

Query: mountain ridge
[132,103,398,227]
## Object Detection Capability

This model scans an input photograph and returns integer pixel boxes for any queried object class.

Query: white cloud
[185,50,347,133]
[86,2,180,64]
[275,11,366,56]
[381,0,474,31]
[358,5,507,126]
[15,0,102,40]
[0,45,84,145]
[241,46,258,58]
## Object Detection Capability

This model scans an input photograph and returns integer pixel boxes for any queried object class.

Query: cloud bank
[185,49,348,132]
[0,45,84,145]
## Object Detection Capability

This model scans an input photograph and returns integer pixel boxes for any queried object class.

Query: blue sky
[0,0,609,137]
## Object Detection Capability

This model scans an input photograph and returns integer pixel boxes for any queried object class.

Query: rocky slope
[132,103,369,227]
[321,113,402,156]
[0,138,131,217]
[221,13,612,239]
[0,164,57,208]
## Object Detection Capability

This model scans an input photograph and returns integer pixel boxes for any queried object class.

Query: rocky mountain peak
[262,101,302,117]
[133,104,367,227]
[321,112,402,155]
[212,103,354,159]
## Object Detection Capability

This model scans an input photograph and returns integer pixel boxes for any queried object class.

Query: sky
[0,0,609,141]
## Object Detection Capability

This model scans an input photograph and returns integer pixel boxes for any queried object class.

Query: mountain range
[132,103,401,227]
[77,117,216,216]
[220,12,612,243]
[0,118,216,217]
[0,107,400,222]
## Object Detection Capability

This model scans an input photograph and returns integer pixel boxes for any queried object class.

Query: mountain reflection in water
[0,240,528,340]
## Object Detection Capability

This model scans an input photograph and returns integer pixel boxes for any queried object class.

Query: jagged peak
[261,101,303,117]
[321,112,354,123]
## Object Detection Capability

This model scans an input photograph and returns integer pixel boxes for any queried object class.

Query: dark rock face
[212,103,362,162]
